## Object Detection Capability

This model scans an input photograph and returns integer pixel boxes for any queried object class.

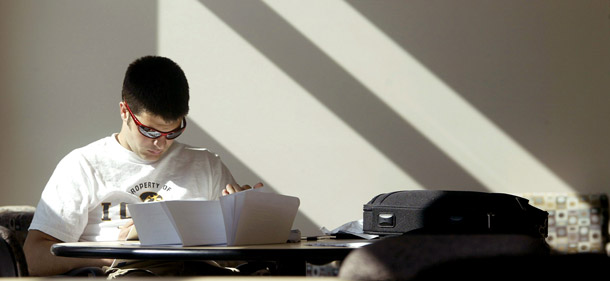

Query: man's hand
[222,182,264,195]
[117,220,134,241]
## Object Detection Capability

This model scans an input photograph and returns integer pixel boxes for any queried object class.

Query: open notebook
[127,188,300,246]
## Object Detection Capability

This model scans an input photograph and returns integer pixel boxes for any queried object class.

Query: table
[51,239,372,276]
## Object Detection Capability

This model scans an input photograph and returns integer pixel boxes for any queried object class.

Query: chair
[0,205,36,277]
[0,205,108,277]
[339,233,610,280]
[517,193,609,254]
[338,233,550,280]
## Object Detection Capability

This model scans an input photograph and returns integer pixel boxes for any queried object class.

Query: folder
[127,188,300,246]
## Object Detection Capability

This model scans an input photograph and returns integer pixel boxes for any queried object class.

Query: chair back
[0,205,36,277]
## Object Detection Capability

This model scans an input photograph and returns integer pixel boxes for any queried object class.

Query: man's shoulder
[171,143,222,160]
[62,135,115,162]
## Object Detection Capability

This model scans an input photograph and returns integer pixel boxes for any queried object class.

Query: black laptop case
[363,190,548,238]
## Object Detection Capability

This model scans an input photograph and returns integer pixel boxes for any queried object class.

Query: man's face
[118,102,184,161]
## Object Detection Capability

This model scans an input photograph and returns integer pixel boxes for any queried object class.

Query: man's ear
[119,102,129,121]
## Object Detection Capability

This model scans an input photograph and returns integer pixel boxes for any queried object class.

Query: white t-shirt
[29,134,237,242]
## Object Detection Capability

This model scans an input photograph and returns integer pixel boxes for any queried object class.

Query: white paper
[162,200,227,246]
[320,219,379,240]
[128,202,181,245]
[128,189,300,246]
[220,189,300,246]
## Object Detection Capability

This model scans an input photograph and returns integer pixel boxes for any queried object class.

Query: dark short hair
[122,56,189,121]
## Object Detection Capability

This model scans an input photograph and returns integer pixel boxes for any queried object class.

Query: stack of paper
[127,188,300,246]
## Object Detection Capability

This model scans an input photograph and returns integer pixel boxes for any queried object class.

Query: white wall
[2,0,610,236]
[0,1,157,201]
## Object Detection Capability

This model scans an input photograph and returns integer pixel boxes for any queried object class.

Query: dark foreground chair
[338,233,553,281]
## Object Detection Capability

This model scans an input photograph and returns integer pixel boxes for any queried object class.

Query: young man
[23,56,261,276]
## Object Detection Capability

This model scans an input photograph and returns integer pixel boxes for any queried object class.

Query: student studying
[23,56,264,277]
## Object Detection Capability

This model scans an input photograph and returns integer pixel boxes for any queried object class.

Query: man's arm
[23,230,113,276]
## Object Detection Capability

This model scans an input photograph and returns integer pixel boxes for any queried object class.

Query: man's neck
[115,132,130,151]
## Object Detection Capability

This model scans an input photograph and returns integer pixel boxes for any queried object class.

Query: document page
[220,188,300,246]
[129,189,300,246]
[128,202,181,246]
[163,200,227,246]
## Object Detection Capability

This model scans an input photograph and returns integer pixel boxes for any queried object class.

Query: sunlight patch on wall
[263,0,573,193]
[156,0,424,231]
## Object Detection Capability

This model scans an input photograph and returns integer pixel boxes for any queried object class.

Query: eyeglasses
[124,102,186,140]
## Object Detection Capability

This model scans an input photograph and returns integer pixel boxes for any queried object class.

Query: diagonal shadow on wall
[198,0,487,192]
[345,1,610,192]
[181,118,324,236]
